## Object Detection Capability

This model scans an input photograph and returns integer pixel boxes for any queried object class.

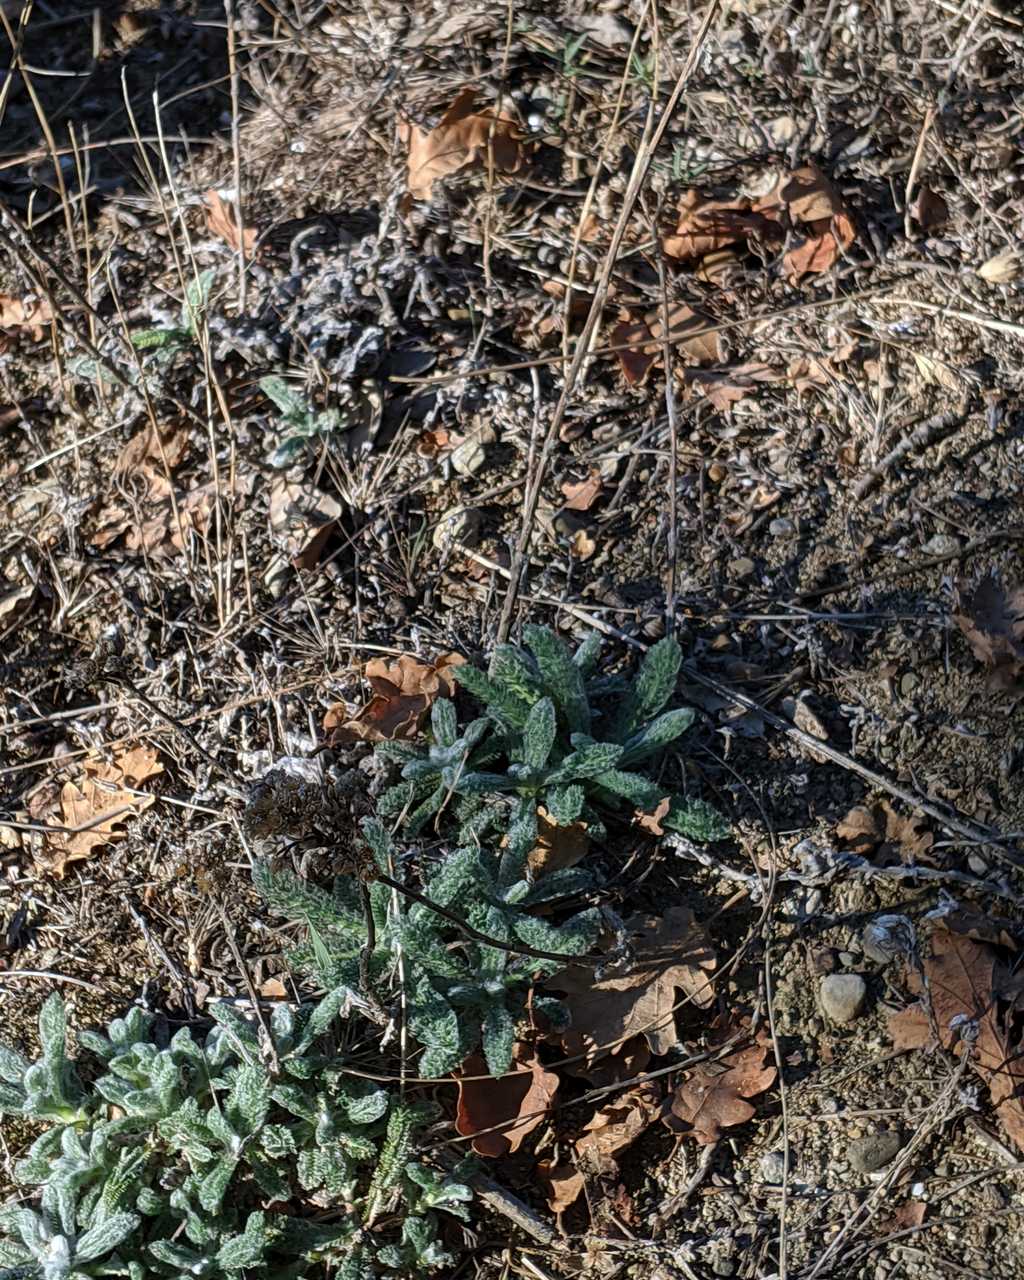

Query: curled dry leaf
[455,1044,558,1158]
[953,574,1024,686]
[401,86,527,202]
[888,924,1024,1153]
[662,190,780,262]
[561,472,603,512]
[575,1081,662,1174]
[546,907,716,1067]
[203,190,257,258]
[536,1160,585,1215]
[836,800,933,865]
[977,249,1020,284]
[779,164,855,282]
[911,186,948,231]
[612,304,721,386]
[685,361,780,412]
[634,796,671,835]
[666,1030,776,1145]
[0,294,53,345]
[268,478,343,571]
[40,745,164,878]
[324,652,465,744]
[527,806,590,876]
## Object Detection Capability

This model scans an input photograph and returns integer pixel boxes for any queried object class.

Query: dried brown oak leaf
[685,361,780,412]
[455,1044,558,1158]
[953,574,1024,686]
[779,163,855,282]
[662,190,780,262]
[0,294,53,346]
[666,1034,776,1145]
[536,1160,585,1215]
[546,907,716,1066]
[268,478,343,571]
[402,86,526,202]
[527,806,590,876]
[575,1081,662,1174]
[561,472,603,512]
[888,924,1024,1154]
[41,745,164,877]
[836,800,933,865]
[204,190,257,258]
[324,652,464,744]
[611,304,721,386]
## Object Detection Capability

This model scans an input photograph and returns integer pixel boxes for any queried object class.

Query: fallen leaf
[561,472,603,512]
[634,796,671,835]
[401,86,526,202]
[787,354,835,393]
[911,186,948,231]
[259,977,289,999]
[455,1044,558,1158]
[268,478,343,570]
[203,190,257,258]
[685,361,780,412]
[662,190,779,262]
[912,352,960,393]
[528,806,590,876]
[0,294,53,343]
[546,907,716,1067]
[575,1081,662,1173]
[835,800,933,865]
[953,574,1024,685]
[777,163,855,281]
[611,305,721,385]
[324,652,465,744]
[888,924,1024,1153]
[536,1160,585,1215]
[666,1032,776,1145]
[40,745,164,877]
[977,250,1020,284]
[569,528,596,560]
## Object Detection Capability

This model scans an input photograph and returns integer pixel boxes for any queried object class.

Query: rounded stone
[759,1150,787,1183]
[819,973,867,1022]
[848,1131,904,1173]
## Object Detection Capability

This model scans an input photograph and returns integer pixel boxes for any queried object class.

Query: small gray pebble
[759,1150,787,1182]
[820,973,867,1022]
[769,517,796,538]
[849,1131,904,1173]
[968,853,988,875]
[711,1261,734,1279]
[838,950,858,966]
[820,1095,840,1114]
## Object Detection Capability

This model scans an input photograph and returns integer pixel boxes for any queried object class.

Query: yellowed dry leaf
[402,87,526,201]
[977,250,1020,284]
[528,806,590,876]
[42,745,164,877]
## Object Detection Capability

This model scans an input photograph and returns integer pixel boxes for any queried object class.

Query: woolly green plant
[255,818,599,1077]
[376,626,728,845]
[0,993,470,1279]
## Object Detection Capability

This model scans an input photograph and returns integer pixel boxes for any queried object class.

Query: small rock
[820,973,867,1023]
[769,517,796,538]
[838,951,858,967]
[728,556,756,579]
[432,506,481,550]
[848,1131,904,1173]
[759,1150,787,1183]
[450,426,494,477]
[968,853,988,875]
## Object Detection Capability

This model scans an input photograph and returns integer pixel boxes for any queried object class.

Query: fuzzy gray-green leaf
[522,697,556,770]
[523,624,591,734]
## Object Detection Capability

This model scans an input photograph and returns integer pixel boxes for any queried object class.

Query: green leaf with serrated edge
[149,1239,209,1270]
[481,1002,515,1076]
[451,662,504,708]
[489,645,544,709]
[591,768,663,807]
[543,783,584,824]
[521,866,593,905]
[293,986,348,1054]
[523,624,591,734]
[0,1083,24,1112]
[619,706,696,765]
[342,1085,389,1125]
[197,1156,237,1213]
[0,1046,29,1086]
[547,740,624,783]
[260,375,308,420]
[182,269,215,336]
[37,993,66,1065]
[614,636,682,738]
[74,1212,140,1264]
[131,327,188,351]
[662,796,730,840]
[421,846,477,907]
[227,1062,269,1134]
[572,631,603,676]
[521,697,556,770]
[207,1003,261,1062]
[431,697,458,748]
